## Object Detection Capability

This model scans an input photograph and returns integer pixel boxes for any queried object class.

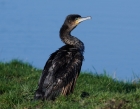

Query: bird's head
[64,14,91,30]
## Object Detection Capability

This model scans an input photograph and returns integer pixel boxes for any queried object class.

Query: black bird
[34,14,91,100]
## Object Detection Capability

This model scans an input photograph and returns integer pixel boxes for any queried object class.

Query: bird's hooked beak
[76,16,91,24]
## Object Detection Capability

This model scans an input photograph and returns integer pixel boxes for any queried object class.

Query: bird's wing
[35,48,83,100]
[45,52,83,98]
[55,51,83,95]
[34,49,67,100]
[37,49,66,89]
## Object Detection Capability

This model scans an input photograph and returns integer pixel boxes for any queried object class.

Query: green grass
[0,60,140,109]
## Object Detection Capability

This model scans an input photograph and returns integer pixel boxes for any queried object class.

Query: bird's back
[34,45,84,100]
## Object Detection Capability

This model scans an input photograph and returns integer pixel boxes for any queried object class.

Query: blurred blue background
[0,0,140,80]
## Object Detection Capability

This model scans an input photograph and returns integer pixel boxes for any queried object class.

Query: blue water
[0,0,140,80]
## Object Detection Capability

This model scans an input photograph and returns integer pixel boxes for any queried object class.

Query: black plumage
[34,14,91,100]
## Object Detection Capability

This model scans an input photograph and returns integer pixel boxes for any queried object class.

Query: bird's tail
[34,89,44,100]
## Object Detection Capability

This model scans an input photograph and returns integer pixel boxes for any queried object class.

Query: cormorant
[34,14,91,100]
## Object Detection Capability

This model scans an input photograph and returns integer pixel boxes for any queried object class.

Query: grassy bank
[0,60,140,109]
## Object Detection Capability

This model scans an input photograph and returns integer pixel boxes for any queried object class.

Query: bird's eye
[75,18,79,20]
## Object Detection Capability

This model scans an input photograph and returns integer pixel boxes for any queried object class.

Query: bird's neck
[59,24,84,52]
